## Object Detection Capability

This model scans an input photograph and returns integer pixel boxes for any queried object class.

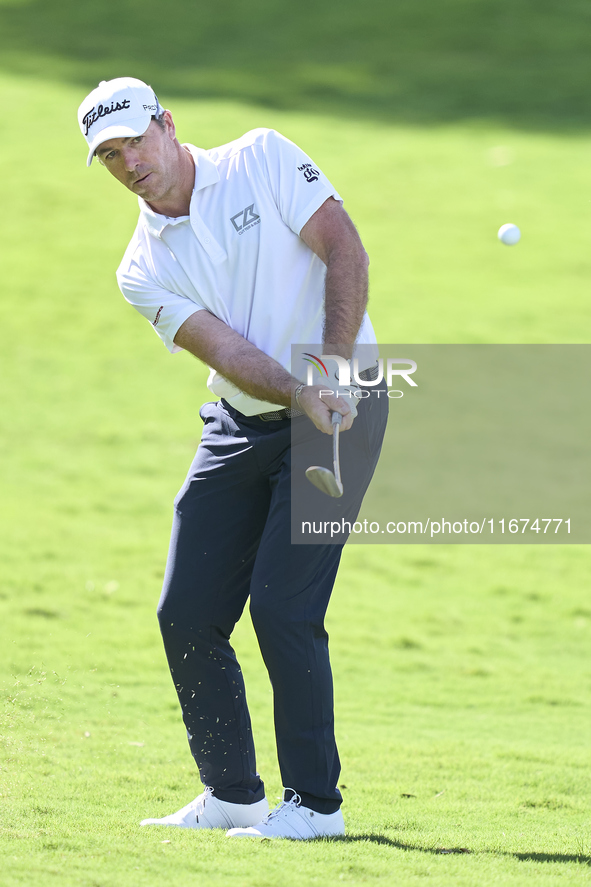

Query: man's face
[95,112,181,204]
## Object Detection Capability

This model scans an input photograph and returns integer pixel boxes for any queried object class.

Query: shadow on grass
[2,0,591,131]
[337,835,591,865]
[514,852,591,866]
[334,834,470,853]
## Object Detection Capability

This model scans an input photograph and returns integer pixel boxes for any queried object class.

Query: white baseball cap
[78,77,163,167]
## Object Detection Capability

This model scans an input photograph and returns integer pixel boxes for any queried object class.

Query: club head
[305,466,344,498]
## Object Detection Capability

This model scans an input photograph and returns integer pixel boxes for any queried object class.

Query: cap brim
[86,115,152,166]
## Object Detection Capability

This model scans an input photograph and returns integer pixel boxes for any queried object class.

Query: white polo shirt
[117,128,377,415]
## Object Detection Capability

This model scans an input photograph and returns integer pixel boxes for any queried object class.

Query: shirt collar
[139,144,220,238]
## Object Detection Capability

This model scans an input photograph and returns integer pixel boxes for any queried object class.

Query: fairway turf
[1,38,591,887]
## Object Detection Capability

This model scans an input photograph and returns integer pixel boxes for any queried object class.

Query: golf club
[305,411,343,498]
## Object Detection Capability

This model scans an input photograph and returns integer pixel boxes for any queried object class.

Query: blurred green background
[2,0,591,128]
[1,2,590,885]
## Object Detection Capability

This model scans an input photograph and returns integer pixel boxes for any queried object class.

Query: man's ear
[163,110,176,140]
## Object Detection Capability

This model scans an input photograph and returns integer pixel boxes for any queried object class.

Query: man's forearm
[174,310,297,407]
[299,196,369,360]
[174,310,354,435]
[322,244,368,359]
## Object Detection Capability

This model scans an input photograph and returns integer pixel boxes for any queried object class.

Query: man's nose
[121,147,139,172]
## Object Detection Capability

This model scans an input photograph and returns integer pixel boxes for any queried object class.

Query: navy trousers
[158,388,388,814]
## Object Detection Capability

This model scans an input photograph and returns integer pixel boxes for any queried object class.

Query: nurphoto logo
[303,352,418,398]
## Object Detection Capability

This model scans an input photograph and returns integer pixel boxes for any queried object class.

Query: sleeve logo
[298,163,320,183]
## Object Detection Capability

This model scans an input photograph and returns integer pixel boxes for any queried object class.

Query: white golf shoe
[226,789,345,840]
[140,786,268,829]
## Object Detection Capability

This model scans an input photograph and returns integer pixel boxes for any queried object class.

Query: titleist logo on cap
[82,99,132,136]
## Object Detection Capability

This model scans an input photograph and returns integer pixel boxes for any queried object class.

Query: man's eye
[133,136,143,144]
[106,151,116,161]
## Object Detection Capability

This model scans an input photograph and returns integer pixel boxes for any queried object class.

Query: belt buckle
[259,407,304,421]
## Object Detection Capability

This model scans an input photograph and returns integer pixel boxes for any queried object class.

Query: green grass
[1,5,591,882]
[3,547,591,884]
[2,0,591,129]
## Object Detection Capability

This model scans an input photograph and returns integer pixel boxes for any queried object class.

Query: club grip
[331,411,343,426]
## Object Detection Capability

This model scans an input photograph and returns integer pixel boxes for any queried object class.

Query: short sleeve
[117,237,204,353]
[259,129,342,235]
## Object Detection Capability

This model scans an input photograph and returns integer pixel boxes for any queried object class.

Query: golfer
[78,77,388,839]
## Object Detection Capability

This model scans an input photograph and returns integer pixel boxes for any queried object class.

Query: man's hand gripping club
[295,384,355,435]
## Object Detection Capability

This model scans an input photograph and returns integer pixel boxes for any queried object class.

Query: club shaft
[332,420,342,487]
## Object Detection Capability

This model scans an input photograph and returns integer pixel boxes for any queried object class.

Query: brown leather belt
[258,362,380,421]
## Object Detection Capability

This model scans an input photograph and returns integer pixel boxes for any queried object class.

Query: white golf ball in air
[498,223,521,245]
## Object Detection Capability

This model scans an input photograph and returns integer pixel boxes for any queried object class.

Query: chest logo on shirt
[230,204,261,235]
[298,163,320,183]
